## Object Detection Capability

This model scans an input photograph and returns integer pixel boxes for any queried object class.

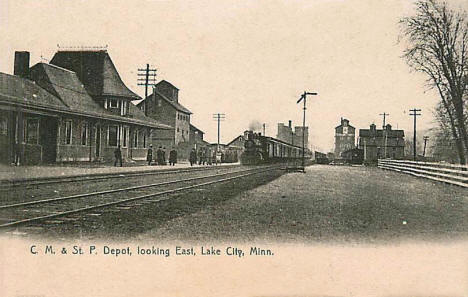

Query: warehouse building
[136,80,195,159]
[358,123,405,161]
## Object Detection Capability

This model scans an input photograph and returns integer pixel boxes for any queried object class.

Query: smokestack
[14,51,30,78]
[288,120,292,128]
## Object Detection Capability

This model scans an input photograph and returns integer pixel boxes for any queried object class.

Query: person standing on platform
[189,148,197,166]
[156,146,163,165]
[114,145,123,167]
[201,148,207,165]
[169,148,177,166]
[162,147,167,165]
[198,149,203,165]
[207,147,212,165]
[147,144,153,165]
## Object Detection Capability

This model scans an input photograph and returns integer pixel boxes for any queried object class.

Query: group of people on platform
[189,148,223,166]
[114,145,224,167]
[146,145,178,166]
[113,145,177,167]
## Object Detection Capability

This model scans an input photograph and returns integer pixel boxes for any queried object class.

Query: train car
[315,151,330,164]
[240,130,304,165]
[341,147,364,165]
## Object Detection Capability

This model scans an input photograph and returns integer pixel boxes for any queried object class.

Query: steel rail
[0,166,269,210]
[0,166,281,228]
[0,164,241,189]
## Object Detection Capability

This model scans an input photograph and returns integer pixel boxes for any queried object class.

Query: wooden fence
[378,159,468,188]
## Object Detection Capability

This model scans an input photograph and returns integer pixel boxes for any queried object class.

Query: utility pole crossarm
[379,112,389,158]
[213,113,226,155]
[137,64,158,116]
[409,108,422,161]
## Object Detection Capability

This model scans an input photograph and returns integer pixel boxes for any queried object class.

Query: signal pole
[423,136,429,157]
[379,112,389,158]
[409,108,422,161]
[137,64,157,115]
[297,91,318,171]
[213,113,225,154]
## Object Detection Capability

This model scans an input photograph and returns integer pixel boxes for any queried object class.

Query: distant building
[189,124,208,150]
[294,126,309,150]
[358,123,405,161]
[136,80,192,152]
[276,120,308,149]
[334,118,355,158]
[277,121,295,144]
[227,134,246,150]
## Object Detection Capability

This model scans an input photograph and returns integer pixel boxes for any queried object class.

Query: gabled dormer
[50,50,141,116]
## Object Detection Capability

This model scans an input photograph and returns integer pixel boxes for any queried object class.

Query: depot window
[108,125,118,147]
[109,99,118,108]
[0,115,7,136]
[25,118,39,144]
[133,130,138,147]
[81,122,88,146]
[123,126,129,147]
[65,120,72,145]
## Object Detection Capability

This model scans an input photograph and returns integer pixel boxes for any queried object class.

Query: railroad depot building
[0,51,170,165]
[358,123,405,161]
[334,118,356,158]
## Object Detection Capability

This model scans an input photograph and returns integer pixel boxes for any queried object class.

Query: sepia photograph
[0,0,467,296]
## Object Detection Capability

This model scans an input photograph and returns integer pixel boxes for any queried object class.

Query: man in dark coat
[156,146,164,165]
[114,145,122,167]
[169,148,177,166]
[162,147,167,165]
[147,144,153,165]
[189,148,197,166]
[198,149,203,165]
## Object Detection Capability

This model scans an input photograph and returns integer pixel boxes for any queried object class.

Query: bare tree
[429,102,463,162]
[400,0,468,165]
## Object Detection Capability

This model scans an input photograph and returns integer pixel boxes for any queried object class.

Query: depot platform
[0,161,239,183]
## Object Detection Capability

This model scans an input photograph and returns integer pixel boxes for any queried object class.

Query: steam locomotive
[240,131,305,165]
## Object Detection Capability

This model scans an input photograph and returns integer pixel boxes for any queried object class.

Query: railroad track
[0,164,241,189]
[0,165,282,229]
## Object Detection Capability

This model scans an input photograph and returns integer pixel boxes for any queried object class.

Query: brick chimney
[288,120,292,128]
[14,51,30,78]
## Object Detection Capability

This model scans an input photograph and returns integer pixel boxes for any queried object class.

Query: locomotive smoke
[248,120,263,132]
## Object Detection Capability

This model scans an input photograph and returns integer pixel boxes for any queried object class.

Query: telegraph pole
[423,136,429,157]
[137,64,157,115]
[262,123,266,136]
[297,91,318,171]
[409,108,422,161]
[379,112,389,129]
[380,112,389,158]
[213,113,225,154]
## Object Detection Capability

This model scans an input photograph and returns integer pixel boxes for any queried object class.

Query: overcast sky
[1,0,467,151]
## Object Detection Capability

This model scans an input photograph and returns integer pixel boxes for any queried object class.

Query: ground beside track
[137,165,468,243]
